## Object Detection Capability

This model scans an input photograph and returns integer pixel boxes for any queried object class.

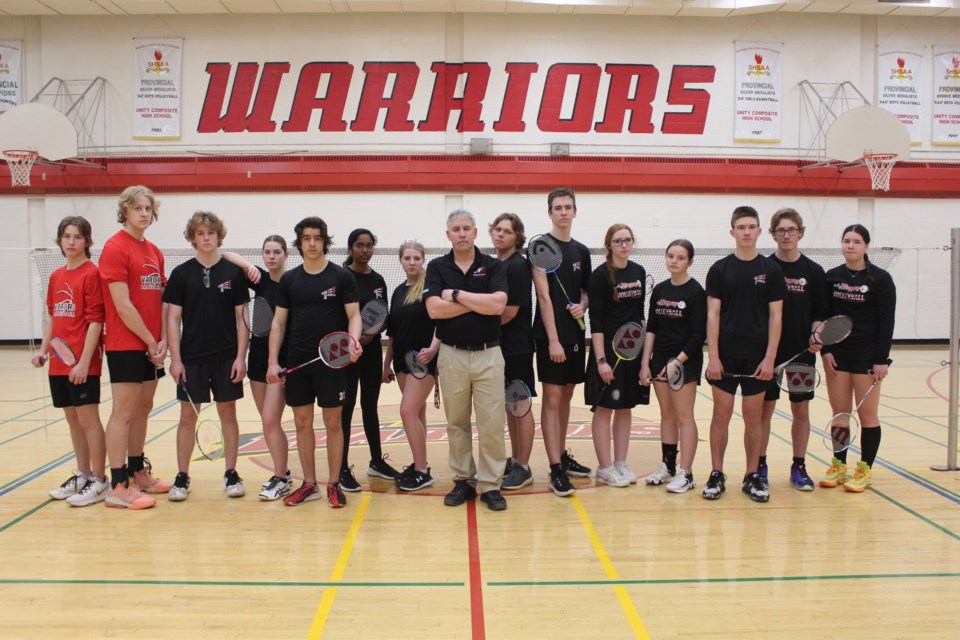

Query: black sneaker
[339,465,361,492]
[561,450,591,477]
[443,480,477,506]
[742,472,770,503]
[504,457,515,476]
[397,466,434,492]
[702,470,727,500]
[550,466,576,497]
[480,490,507,511]
[367,454,400,480]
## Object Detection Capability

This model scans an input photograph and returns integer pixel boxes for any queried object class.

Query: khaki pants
[438,344,506,494]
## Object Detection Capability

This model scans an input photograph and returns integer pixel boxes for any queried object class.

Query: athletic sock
[759,455,767,467]
[663,444,679,475]
[836,449,848,464]
[860,426,882,467]
[127,454,145,473]
[110,467,127,489]
[792,456,805,467]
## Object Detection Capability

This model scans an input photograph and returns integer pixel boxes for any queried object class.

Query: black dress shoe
[443,480,477,506]
[480,490,507,511]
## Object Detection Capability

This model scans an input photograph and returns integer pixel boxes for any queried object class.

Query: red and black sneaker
[283,481,320,507]
[327,482,347,509]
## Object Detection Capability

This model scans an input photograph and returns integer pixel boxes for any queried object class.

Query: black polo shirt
[424,247,508,347]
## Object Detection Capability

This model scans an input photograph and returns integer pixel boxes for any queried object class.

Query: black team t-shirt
[768,253,828,364]
[532,234,591,345]
[276,263,359,365]
[500,251,534,357]
[387,282,435,353]
[587,260,647,337]
[646,278,707,359]
[823,264,896,364]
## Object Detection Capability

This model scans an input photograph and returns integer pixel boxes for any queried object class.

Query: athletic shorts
[583,352,648,409]
[106,350,165,384]
[284,362,346,408]
[649,351,702,386]
[536,339,586,386]
[392,349,438,379]
[176,360,244,404]
[708,357,768,396]
[504,353,537,397]
[49,375,101,408]
[828,349,878,376]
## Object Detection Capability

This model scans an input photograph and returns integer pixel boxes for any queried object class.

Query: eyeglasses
[202,268,210,289]
[611,238,634,247]
[773,228,801,238]
[353,242,375,250]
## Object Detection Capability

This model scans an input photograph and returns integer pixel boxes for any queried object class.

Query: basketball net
[863,153,897,192]
[3,149,39,187]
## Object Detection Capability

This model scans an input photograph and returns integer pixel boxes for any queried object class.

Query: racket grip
[278,369,288,379]
[576,317,586,331]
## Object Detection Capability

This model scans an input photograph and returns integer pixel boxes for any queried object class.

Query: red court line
[926,366,949,402]
[466,499,486,640]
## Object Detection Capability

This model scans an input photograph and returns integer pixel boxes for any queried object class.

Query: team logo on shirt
[321,286,337,300]
[615,280,644,299]
[141,258,164,291]
[754,274,767,285]
[784,277,807,294]
[473,266,487,278]
[52,283,77,318]
[656,298,684,318]
[218,281,232,293]
[374,287,385,299]
[834,282,868,302]
[572,261,582,272]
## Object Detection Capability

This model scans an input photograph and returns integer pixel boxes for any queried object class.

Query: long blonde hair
[399,240,427,304]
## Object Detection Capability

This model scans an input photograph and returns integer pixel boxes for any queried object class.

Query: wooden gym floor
[0,346,957,639]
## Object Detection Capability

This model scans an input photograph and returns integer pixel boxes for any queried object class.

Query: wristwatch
[597,357,607,365]
[451,289,460,302]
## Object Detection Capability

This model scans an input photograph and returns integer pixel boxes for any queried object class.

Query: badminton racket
[279,331,359,378]
[505,379,533,418]
[822,377,878,453]
[404,349,429,380]
[591,321,645,411]
[777,363,821,394]
[360,299,389,336]
[527,234,586,331]
[775,315,853,373]
[650,358,685,391]
[242,295,274,338]
[40,337,78,367]
[180,379,224,461]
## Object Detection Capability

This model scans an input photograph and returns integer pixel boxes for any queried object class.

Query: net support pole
[932,227,959,472]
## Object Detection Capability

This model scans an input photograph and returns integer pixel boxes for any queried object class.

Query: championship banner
[932,46,960,146]
[734,41,782,143]
[877,48,923,145]
[133,38,183,140]
[0,40,23,116]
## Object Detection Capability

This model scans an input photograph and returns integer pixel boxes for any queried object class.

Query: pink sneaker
[133,458,172,494]
[104,483,157,510]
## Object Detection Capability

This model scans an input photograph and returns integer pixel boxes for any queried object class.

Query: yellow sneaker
[819,457,847,488]
[844,461,872,493]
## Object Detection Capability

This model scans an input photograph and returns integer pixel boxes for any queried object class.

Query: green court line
[0,499,54,534]
[0,579,463,588]
[488,572,960,587]
[870,490,960,542]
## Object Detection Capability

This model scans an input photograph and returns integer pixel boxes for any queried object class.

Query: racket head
[244,295,274,338]
[526,234,563,273]
[49,337,78,366]
[822,411,860,453]
[814,315,853,347]
[361,299,389,336]
[404,350,429,379]
[319,331,358,369]
[195,418,224,461]
[665,360,685,391]
[778,363,821,394]
[504,379,532,418]
[611,322,645,361]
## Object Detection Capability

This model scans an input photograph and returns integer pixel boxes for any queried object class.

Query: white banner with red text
[133,38,183,140]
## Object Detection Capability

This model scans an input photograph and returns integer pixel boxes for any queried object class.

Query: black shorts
[504,353,537,398]
[536,340,586,386]
[284,362,346,408]
[829,349,877,376]
[708,356,768,396]
[176,360,244,404]
[583,352,649,409]
[248,347,286,383]
[49,375,101,408]
[392,349,438,379]
[106,350,165,383]
[650,352,702,386]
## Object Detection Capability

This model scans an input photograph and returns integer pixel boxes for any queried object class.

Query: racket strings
[361,300,389,335]
[249,298,274,337]
[611,323,645,360]
[527,237,563,272]
[50,338,78,366]
[815,315,853,346]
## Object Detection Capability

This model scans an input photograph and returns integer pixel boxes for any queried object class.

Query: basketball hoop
[3,149,39,187]
[863,152,897,192]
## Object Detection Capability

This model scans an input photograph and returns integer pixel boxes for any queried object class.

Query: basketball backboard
[824,105,911,163]
[0,103,79,161]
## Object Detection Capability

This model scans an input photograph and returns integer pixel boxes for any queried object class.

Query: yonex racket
[180,379,224,461]
[242,295,274,338]
[591,321,645,411]
[777,363,821,394]
[527,234,586,331]
[361,299,389,336]
[41,337,78,367]
[775,315,853,373]
[505,379,533,418]
[279,331,359,378]
[822,377,878,453]
[651,358,685,391]
[404,349,429,380]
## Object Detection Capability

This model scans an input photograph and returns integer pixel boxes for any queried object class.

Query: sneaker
[443,479,477,506]
[843,461,872,493]
[168,472,191,502]
[327,482,347,508]
[614,461,638,484]
[702,470,727,500]
[284,481,320,506]
[261,470,291,490]
[758,461,770,489]
[501,464,533,490]
[819,457,848,488]
[259,475,291,500]
[67,476,109,506]
[790,463,815,492]
[133,458,172,494]
[644,462,675,486]
[742,472,770,503]
[596,464,630,487]
[561,450,591,477]
[224,469,245,498]
[480,490,507,511]
[50,470,86,500]
[504,457,515,476]
[367,454,400,480]
[104,482,156,510]
[666,469,695,494]
[549,466,576,497]
[397,466,434,492]
[339,465,361,492]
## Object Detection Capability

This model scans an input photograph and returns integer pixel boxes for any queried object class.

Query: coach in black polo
[425,209,509,511]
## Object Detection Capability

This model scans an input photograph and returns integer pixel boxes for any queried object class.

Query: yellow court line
[571,494,651,640]
[306,492,372,640]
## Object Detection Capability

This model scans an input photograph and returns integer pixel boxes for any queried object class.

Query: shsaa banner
[877,48,923,145]
[133,38,183,140]
[0,41,23,116]
[734,41,782,143]
[932,46,960,146]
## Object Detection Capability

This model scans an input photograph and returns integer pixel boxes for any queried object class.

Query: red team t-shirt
[98,229,166,352]
[46,260,105,376]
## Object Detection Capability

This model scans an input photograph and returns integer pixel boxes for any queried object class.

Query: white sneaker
[614,461,638,484]
[50,470,86,500]
[224,469,245,498]
[67,476,109,506]
[666,469,695,494]
[644,462,675,486]
[259,475,291,501]
[596,464,630,488]
[261,470,291,490]
[168,472,191,502]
